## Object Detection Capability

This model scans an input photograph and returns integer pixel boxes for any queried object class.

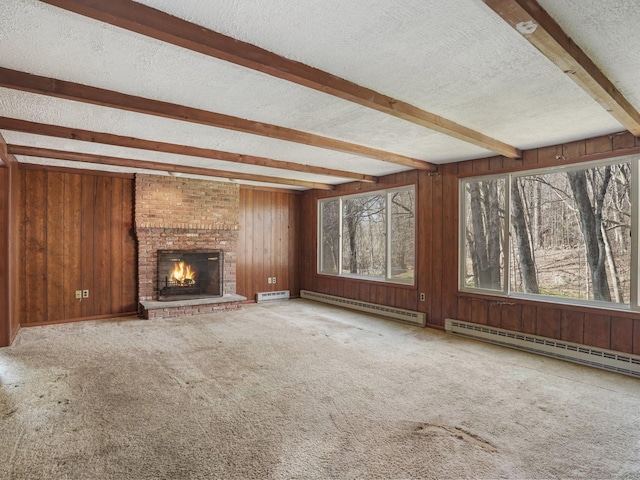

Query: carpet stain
[2,407,17,419]
[413,423,498,453]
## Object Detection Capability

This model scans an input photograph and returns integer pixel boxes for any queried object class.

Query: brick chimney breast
[134,174,239,302]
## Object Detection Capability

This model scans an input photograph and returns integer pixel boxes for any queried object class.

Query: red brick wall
[135,175,239,301]
[135,174,239,230]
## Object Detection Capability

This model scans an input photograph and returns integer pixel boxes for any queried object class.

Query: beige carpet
[0,299,639,479]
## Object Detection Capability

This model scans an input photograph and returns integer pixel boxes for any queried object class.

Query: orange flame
[170,261,196,285]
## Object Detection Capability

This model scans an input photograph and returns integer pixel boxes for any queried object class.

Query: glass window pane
[319,200,340,274]
[510,163,631,304]
[390,188,415,284]
[462,178,505,291]
[342,194,386,278]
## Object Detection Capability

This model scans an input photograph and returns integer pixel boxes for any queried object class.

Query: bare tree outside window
[318,186,415,284]
[508,164,630,303]
[342,194,386,277]
[390,189,415,284]
[319,200,340,274]
[463,178,505,290]
[462,161,631,305]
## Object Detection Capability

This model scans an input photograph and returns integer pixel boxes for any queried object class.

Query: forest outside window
[318,186,415,285]
[460,157,638,310]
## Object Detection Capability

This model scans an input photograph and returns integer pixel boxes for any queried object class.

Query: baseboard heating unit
[445,318,640,378]
[256,290,290,303]
[300,290,426,327]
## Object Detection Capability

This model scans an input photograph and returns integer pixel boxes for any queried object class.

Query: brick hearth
[135,174,246,318]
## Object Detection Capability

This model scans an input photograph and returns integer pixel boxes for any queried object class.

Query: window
[460,157,637,310]
[318,186,415,284]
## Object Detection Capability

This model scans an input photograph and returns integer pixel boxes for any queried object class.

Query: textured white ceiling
[0,0,637,189]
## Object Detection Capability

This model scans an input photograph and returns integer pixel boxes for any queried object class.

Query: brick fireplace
[135,174,246,319]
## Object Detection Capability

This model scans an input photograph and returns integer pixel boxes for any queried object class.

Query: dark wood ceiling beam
[0,117,376,183]
[0,67,434,171]
[39,0,521,159]
[483,0,640,136]
[8,145,335,190]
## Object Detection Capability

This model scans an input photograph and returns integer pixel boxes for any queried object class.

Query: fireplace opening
[157,250,223,301]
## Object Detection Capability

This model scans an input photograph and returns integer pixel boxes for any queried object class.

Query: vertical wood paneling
[63,173,83,320]
[634,320,640,356]
[238,188,299,302]
[110,178,123,314]
[441,164,458,324]
[252,190,264,297]
[470,298,488,325]
[19,171,27,321]
[24,170,48,323]
[80,175,96,318]
[271,192,280,287]
[585,135,612,155]
[537,144,563,165]
[46,172,65,322]
[582,313,610,349]
[9,164,21,340]
[522,148,539,169]
[285,194,295,293]
[94,176,112,315]
[611,317,633,353]
[612,132,635,150]
[417,171,433,318]
[359,283,371,304]
[536,306,561,339]
[457,296,472,322]
[0,167,9,345]
[431,171,444,324]
[562,140,586,159]
[561,310,584,344]
[262,190,271,288]
[237,188,249,297]
[0,157,21,344]
[279,193,288,289]
[521,305,537,334]
[487,302,502,328]
[20,169,136,325]
[501,304,522,331]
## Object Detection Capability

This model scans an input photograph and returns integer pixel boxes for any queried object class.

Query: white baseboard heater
[445,318,640,378]
[300,290,426,327]
[256,290,290,303]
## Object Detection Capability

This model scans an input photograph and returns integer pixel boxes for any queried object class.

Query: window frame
[458,155,640,312]
[317,185,416,285]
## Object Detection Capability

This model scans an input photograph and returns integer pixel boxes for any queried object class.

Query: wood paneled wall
[299,132,640,355]
[299,170,422,312]
[238,187,299,301]
[0,143,21,346]
[449,132,640,355]
[19,167,137,325]
[0,166,9,344]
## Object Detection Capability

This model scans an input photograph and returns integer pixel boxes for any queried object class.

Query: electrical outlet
[82,290,89,298]
[75,290,82,299]
[272,277,276,284]
[267,277,272,284]
[420,292,426,301]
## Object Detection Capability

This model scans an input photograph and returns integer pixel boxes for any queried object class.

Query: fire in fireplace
[157,250,223,301]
